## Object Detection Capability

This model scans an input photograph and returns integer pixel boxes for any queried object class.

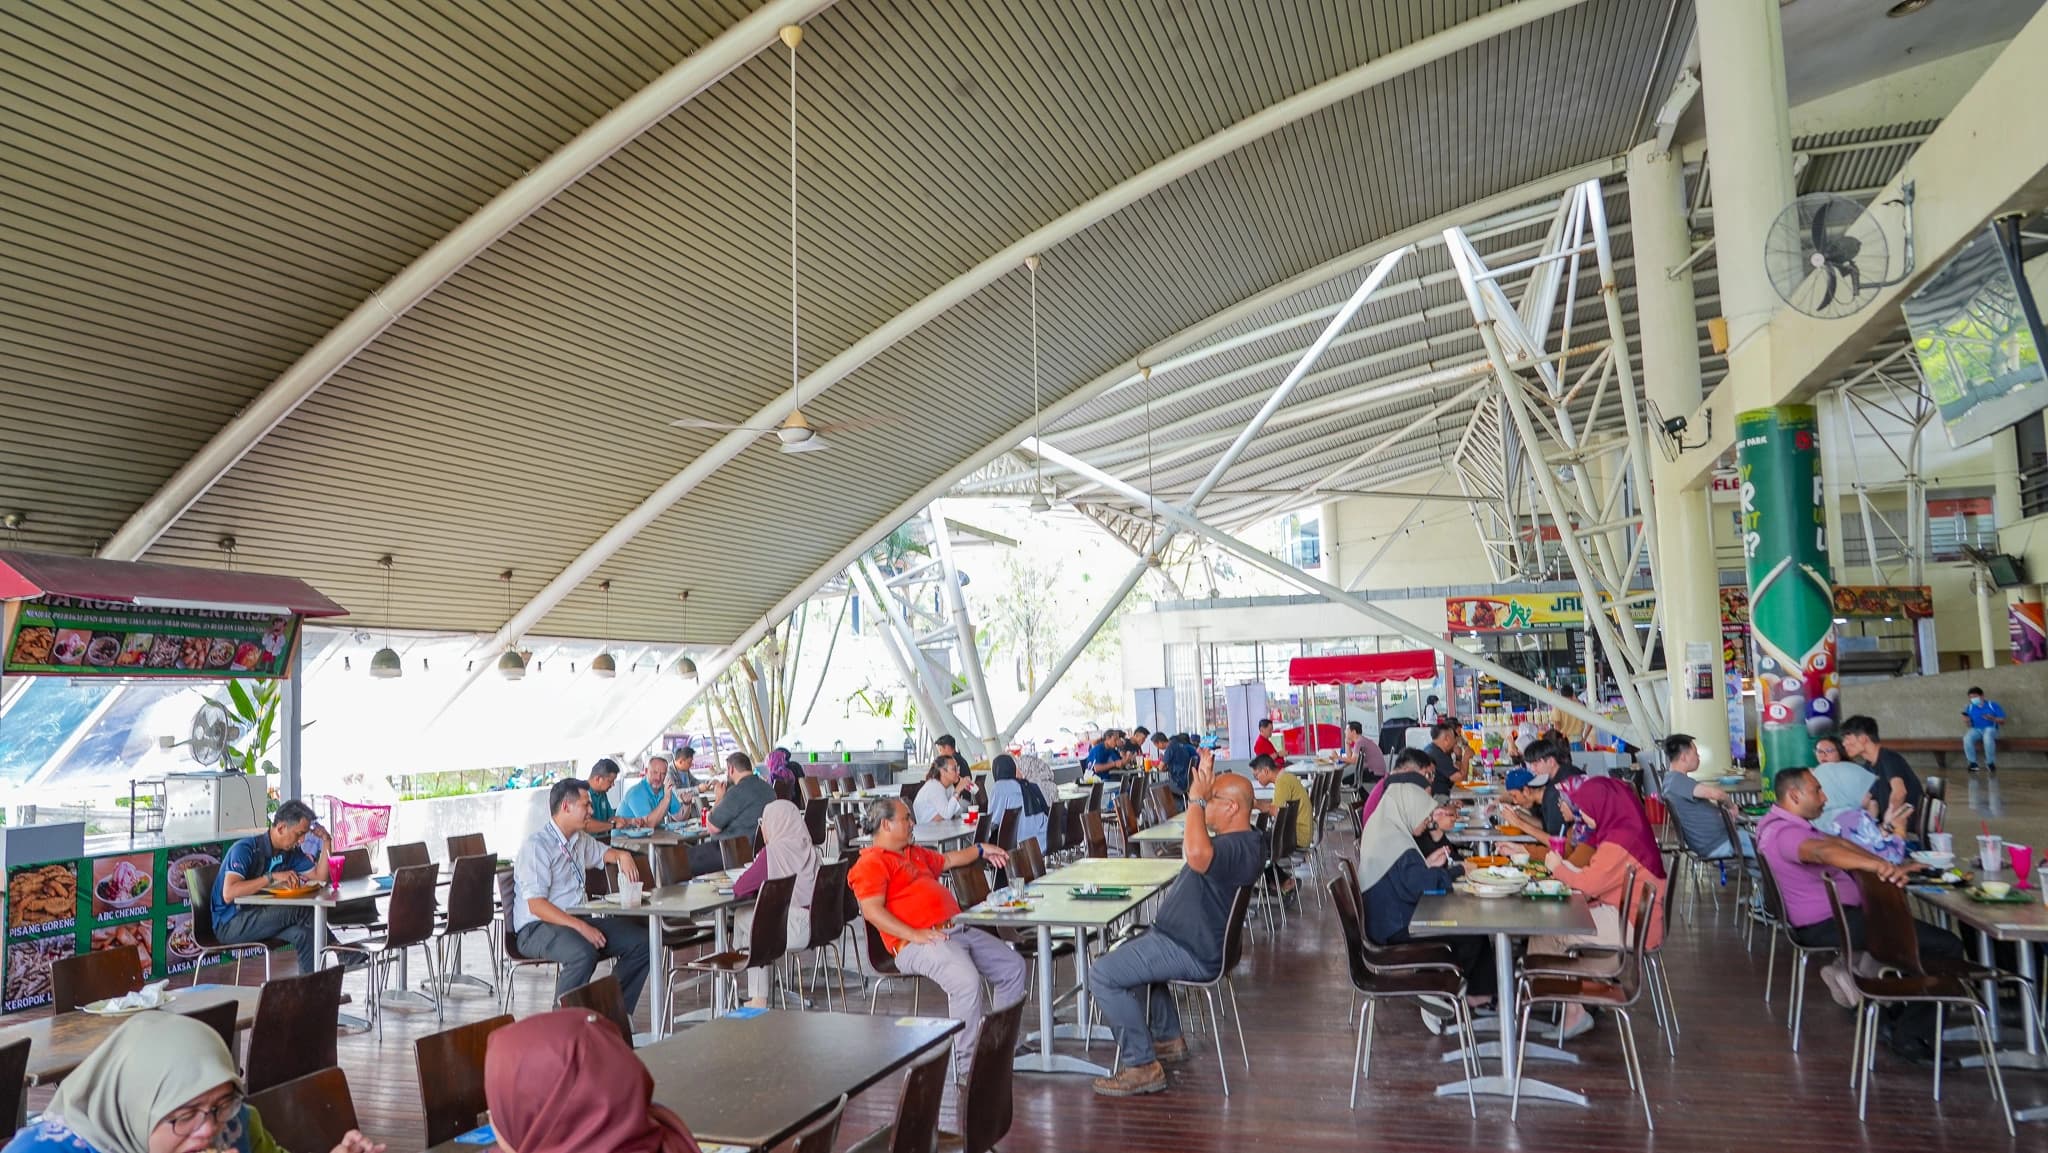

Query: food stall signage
[4,595,298,678]
[1445,593,1655,632]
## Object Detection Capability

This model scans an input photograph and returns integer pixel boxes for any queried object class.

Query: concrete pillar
[1319,498,1343,585]
[1991,427,2024,527]
[1696,0,1796,359]
[1816,391,1849,576]
[1629,141,1732,768]
[1975,570,2001,669]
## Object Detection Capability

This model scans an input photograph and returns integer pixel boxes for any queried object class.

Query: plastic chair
[184,862,286,984]
[559,973,636,1048]
[414,1014,512,1146]
[53,944,145,1013]
[841,1048,948,1153]
[243,965,346,1094]
[246,1067,360,1153]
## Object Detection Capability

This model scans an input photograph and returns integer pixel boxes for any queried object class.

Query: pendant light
[590,579,617,678]
[1025,254,1052,514]
[496,569,527,681]
[676,590,699,679]
[369,555,402,678]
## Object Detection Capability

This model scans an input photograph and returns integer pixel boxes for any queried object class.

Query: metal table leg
[1016,923,1110,1075]
[647,913,666,1040]
[1431,931,1587,1107]
[314,900,368,1031]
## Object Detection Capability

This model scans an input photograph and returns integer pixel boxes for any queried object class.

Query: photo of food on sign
[92,854,154,920]
[8,625,55,664]
[8,863,78,933]
[166,846,222,906]
[164,912,201,971]
[91,923,152,973]
[51,628,89,665]
[4,935,76,1011]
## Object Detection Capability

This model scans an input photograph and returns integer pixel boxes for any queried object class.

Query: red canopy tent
[1282,649,1440,756]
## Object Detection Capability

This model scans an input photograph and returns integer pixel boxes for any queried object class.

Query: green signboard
[4,594,298,678]
[1735,406,1840,781]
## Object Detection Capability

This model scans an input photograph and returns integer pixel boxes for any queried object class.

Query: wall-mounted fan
[1764,184,1915,319]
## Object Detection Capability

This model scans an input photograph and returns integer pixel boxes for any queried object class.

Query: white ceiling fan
[669,24,900,455]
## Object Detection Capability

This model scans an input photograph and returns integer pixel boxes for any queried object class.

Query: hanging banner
[1446,592,1655,632]
[2012,602,2047,663]
[3,595,298,679]
[1737,406,1839,782]
[1831,585,1934,620]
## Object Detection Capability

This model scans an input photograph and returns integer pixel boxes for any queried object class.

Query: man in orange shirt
[850,797,1028,1082]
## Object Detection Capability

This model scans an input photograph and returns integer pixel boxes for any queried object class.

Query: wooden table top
[1031,858,1186,887]
[0,984,262,1085]
[420,1011,960,1152]
[1409,890,1598,937]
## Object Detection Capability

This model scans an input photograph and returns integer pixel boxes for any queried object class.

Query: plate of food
[260,883,324,899]
[1525,878,1569,899]
[82,992,174,1016]
[1464,856,1510,869]
[1910,850,1955,870]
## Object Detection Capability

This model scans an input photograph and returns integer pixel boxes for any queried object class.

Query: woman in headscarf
[1356,781,1493,1001]
[729,798,821,1007]
[1533,775,1669,1036]
[2,1010,383,1153]
[986,753,1050,852]
[1358,747,1436,829]
[764,746,803,786]
[485,1009,702,1153]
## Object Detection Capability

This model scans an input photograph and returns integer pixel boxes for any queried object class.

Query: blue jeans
[1965,728,1998,766]
[216,904,318,974]
[1701,829,1757,861]
[1087,929,1215,1068]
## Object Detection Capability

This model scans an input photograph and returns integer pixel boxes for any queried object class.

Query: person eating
[1422,722,1464,797]
[1089,755,1264,1096]
[210,799,328,975]
[1839,714,1923,821]
[1251,718,1287,766]
[1357,781,1492,1005]
[485,1009,703,1153]
[1359,747,1436,827]
[850,798,1027,1084]
[986,754,1050,852]
[512,779,651,1013]
[1532,776,1670,1038]
[582,757,628,835]
[913,754,975,825]
[729,799,819,1008]
[619,752,692,828]
[2,1010,383,1153]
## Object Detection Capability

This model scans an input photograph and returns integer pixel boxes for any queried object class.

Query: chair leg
[1857,1004,1876,1119]
[1453,995,1478,1118]
[1350,999,1372,1108]
[1206,988,1229,1096]
[1226,979,1250,1071]
[1968,1001,2016,1136]
[1617,1009,1652,1130]
[1790,954,1809,1052]
[1509,999,1535,1121]
[1657,955,1680,1040]
[1763,930,1779,1004]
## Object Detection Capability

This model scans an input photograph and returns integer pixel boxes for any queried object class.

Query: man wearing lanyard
[512,779,651,1008]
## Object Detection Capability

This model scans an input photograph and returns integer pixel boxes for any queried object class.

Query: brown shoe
[1153,1036,1190,1065]
[1092,1061,1168,1097]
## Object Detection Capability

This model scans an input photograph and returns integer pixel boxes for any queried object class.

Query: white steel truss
[1442,179,1667,741]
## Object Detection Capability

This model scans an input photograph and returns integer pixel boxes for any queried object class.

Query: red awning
[0,550,347,617]
[1288,650,1438,686]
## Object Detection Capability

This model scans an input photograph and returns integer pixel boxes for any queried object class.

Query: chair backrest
[243,964,345,1093]
[414,1014,513,1147]
[1325,877,1377,994]
[1918,796,1947,842]
[558,974,635,1048]
[1715,804,1747,863]
[385,841,431,872]
[804,797,831,846]
[1219,884,1255,977]
[446,833,487,862]
[1043,801,1067,855]
[604,851,650,894]
[1087,779,1104,811]
[384,862,442,949]
[801,776,825,800]
[958,998,1024,1153]
[1337,854,1361,897]
[585,866,610,899]
[994,808,1020,852]
[1082,810,1109,858]
[246,1066,359,1153]
[1010,839,1045,884]
[1923,774,1946,803]
[744,874,799,970]
[444,853,497,934]
[178,998,240,1070]
[861,772,879,790]
[1063,798,1088,851]
[1853,871,1929,974]
[900,782,922,805]
[881,1048,949,1153]
[1114,791,1141,842]
[949,862,994,908]
[1148,784,1173,824]
[862,916,901,975]
[805,858,854,948]
[187,863,227,948]
[53,944,145,1014]
[1619,886,1659,998]
[774,779,799,804]
[1822,876,1864,976]
[336,847,374,882]
[721,836,758,871]
[790,1093,846,1153]
[1753,844,1790,924]
[0,1036,30,1131]
[649,841,694,887]
[497,870,530,959]
[1276,799,1303,859]
[834,810,862,854]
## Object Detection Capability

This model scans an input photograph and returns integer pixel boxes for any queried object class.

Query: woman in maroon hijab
[1532,775,1670,1038]
[485,1010,702,1153]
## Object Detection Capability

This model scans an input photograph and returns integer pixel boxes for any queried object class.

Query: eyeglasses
[164,1092,243,1136]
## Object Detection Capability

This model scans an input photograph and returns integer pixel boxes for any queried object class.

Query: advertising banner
[5,859,80,1011]
[2011,602,2046,663]
[1736,406,1839,781]
[4,594,298,678]
[1446,592,1656,632]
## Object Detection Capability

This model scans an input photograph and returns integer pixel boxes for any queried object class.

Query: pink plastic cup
[1548,836,1568,859]
[2011,844,2035,890]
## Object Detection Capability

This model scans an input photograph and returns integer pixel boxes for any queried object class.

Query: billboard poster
[2011,602,2046,663]
[1446,592,1655,633]
[3,594,298,679]
[4,860,82,1012]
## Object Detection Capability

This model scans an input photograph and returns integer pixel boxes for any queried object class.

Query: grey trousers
[215,904,318,974]
[1087,929,1215,1068]
[894,927,1030,1079]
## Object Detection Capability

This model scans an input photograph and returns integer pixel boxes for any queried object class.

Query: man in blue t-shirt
[1088,752,1264,1097]
[1963,686,2008,773]
[211,799,328,974]
[618,751,696,825]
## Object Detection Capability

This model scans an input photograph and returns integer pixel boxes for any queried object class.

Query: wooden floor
[30,769,2048,1150]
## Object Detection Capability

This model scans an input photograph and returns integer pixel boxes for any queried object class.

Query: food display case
[0,551,344,1012]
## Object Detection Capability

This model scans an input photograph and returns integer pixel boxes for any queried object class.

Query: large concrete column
[1696,0,1796,361]
[1630,142,1733,768]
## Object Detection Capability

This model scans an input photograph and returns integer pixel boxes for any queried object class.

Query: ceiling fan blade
[813,412,909,436]
[781,435,832,454]
[1818,267,1838,311]
[670,417,778,432]
[1810,200,1831,256]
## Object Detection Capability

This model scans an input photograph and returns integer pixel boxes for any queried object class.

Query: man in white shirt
[914,755,975,824]
[513,778,650,1007]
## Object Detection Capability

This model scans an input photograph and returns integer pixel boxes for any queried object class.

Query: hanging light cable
[1027,255,1051,514]
[1143,366,1162,566]
[784,25,804,417]
[370,555,401,678]
[591,580,617,678]
[676,590,699,678]
[496,570,526,680]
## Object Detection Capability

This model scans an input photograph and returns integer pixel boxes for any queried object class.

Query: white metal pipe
[1022,439,1640,744]
[1975,571,2000,670]
[1000,554,1153,743]
[98,0,838,561]
[857,562,966,743]
[927,501,1002,757]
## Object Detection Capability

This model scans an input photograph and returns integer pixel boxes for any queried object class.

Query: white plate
[1910,850,1955,869]
[82,994,173,1016]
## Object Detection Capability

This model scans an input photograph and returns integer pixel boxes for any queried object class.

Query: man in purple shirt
[1756,766,1964,1064]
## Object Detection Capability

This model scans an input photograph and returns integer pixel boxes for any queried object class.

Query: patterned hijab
[765,748,796,784]
[992,754,1048,817]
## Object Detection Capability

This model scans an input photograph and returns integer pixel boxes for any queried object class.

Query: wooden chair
[431,854,499,996]
[1162,885,1254,1094]
[646,843,715,959]
[324,863,441,1036]
[327,847,383,931]
[796,858,855,1009]
[1061,798,1089,862]
[496,869,559,1013]
[178,997,242,1071]
[445,833,487,861]
[862,917,926,1014]
[53,944,145,1013]
[1043,800,1067,857]
[671,875,795,1022]
[1082,810,1110,858]
[843,1047,948,1153]
[834,810,863,854]
[801,777,826,801]
[1113,791,1142,855]
[720,836,758,870]
[246,1066,360,1153]
[384,841,431,872]
[559,973,636,1048]
[937,998,1024,1153]
[899,782,922,805]
[789,1093,846,1153]
[184,862,287,983]
[775,779,800,804]
[0,1037,30,1131]
[415,1014,513,1147]
[992,808,1020,854]
[1009,839,1045,884]
[860,772,879,790]
[804,797,831,846]
[243,964,346,1094]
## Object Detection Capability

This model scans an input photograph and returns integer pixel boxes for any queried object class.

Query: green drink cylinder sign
[1736,406,1839,779]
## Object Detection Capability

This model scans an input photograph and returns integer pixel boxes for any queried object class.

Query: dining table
[568,878,750,1039]
[1131,816,1186,856]
[1909,869,2048,1121]
[0,983,262,1085]
[1407,888,1599,1107]
[419,1011,962,1152]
